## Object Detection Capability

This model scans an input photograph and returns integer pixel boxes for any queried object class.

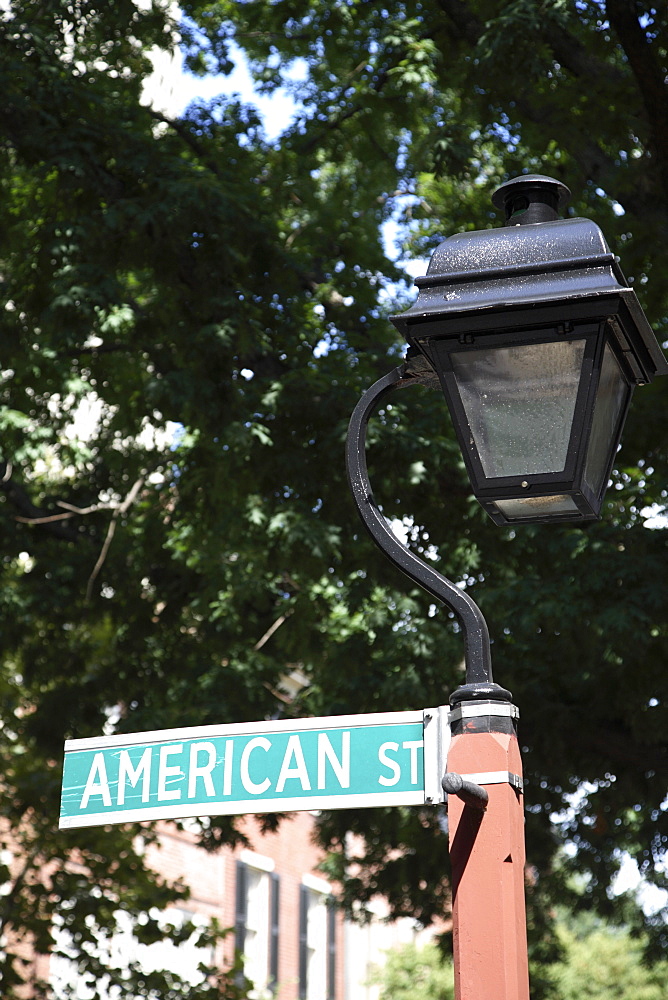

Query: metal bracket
[442,772,488,811]
[423,706,451,805]
[346,367,494,685]
[448,702,519,725]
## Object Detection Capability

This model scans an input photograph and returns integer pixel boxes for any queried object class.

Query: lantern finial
[492,174,571,226]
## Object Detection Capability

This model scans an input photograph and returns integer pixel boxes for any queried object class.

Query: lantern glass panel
[493,494,580,520]
[583,342,630,497]
[450,338,586,478]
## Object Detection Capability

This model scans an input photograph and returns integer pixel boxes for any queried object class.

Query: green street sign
[60,709,449,829]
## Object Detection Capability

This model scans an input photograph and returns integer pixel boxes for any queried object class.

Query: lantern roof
[391,201,668,387]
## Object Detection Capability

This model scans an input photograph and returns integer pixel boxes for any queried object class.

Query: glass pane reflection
[451,339,586,478]
[494,494,580,520]
[583,343,630,497]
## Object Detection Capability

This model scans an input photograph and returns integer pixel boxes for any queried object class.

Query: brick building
[49,811,441,999]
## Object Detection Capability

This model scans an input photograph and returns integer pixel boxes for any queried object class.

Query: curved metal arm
[346,366,493,685]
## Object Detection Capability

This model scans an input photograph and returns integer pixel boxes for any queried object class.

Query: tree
[371,917,668,1000]
[370,941,455,1000]
[547,920,668,1000]
[1,0,667,993]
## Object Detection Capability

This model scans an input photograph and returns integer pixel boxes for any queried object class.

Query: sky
[142,37,302,141]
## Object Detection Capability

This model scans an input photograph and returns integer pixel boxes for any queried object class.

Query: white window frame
[237,851,276,998]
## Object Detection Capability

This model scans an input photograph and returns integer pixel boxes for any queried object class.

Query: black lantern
[391,175,668,525]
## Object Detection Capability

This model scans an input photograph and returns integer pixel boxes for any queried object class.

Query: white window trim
[240,849,275,873]
[301,873,330,895]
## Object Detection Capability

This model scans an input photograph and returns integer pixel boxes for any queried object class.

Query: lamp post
[346,175,667,1000]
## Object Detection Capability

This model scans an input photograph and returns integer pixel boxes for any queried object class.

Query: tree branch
[85,477,144,602]
[148,108,223,179]
[254,611,293,651]
[14,499,119,526]
[605,0,668,197]
[437,0,624,90]
[1,465,80,543]
[437,0,668,228]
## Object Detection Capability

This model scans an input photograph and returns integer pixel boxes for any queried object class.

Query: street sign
[60,708,449,829]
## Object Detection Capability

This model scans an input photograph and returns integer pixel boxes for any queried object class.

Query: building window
[235,852,280,997]
[270,869,280,991]
[299,876,336,1000]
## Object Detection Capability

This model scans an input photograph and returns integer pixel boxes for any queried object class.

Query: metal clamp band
[448,702,519,724]
[458,770,524,792]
